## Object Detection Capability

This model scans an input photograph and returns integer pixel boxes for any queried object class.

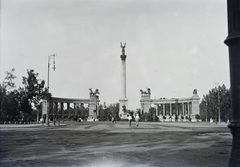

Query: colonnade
[42,95,100,123]
[140,89,200,122]
[154,102,192,117]
[48,101,91,120]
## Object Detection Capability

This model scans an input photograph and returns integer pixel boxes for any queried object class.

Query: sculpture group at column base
[190,114,197,122]
[157,114,198,122]
[119,98,128,119]
[87,114,97,122]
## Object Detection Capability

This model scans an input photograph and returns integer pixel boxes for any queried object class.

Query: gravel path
[0,121,232,167]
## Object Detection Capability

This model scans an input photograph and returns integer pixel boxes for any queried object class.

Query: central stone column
[119,42,128,119]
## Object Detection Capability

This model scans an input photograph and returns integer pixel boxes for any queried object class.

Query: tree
[17,87,32,114]
[0,90,19,122]
[0,69,50,122]
[149,107,157,121]
[16,69,51,123]
[1,68,16,90]
[136,108,141,115]
[140,112,151,122]
[0,69,16,106]
[200,84,231,122]
[108,103,120,120]
[139,107,156,122]
[19,69,51,115]
[98,103,120,121]
[0,69,17,121]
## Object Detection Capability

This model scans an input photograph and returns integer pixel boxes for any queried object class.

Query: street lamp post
[206,99,208,122]
[46,54,56,126]
[47,54,56,92]
[218,86,220,123]
[36,80,41,123]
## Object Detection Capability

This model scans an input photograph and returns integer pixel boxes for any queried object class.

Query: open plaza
[0,121,231,167]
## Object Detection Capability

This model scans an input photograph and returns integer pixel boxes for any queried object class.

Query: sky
[0,0,230,110]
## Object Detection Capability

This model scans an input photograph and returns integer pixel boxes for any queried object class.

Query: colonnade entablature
[140,88,200,122]
[42,89,100,121]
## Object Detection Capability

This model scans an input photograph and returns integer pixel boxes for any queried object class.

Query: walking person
[111,116,116,123]
[135,113,140,127]
[127,114,132,127]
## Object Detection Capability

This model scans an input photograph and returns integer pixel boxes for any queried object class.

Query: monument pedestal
[119,98,128,119]
[88,94,99,120]
[140,94,151,114]
[190,114,197,122]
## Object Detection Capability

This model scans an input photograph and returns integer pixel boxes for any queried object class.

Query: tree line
[199,84,231,122]
[0,68,121,123]
[98,103,120,121]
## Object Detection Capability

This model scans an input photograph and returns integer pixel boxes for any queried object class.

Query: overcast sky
[0,0,229,110]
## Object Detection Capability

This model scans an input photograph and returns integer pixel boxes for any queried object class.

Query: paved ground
[0,121,232,167]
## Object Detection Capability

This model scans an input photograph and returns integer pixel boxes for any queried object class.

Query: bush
[195,114,200,119]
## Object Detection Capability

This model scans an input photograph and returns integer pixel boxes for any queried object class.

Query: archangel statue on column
[120,42,126,55]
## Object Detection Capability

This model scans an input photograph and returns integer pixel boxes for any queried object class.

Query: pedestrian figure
[40,118,44,126]
[135,113,140,127]
[127,114,132,127]
[112,116,116,123]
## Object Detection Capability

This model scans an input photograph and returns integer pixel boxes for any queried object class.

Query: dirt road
[0,121,232,167]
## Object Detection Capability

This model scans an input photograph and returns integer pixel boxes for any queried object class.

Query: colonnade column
[163,103,165,116]
[58,102,63,125]
[155,104,158,116]
[182,103,185,115]
[54,102,58,125]
[73,103,76,117]
[67,103,70,120]
[50,102,53,123]
[61,102,64,115]
[61,102,64,123]
[176,103,179,116]
[170,103,172,116]
[96,103,99,117]
[189,102,191,116]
